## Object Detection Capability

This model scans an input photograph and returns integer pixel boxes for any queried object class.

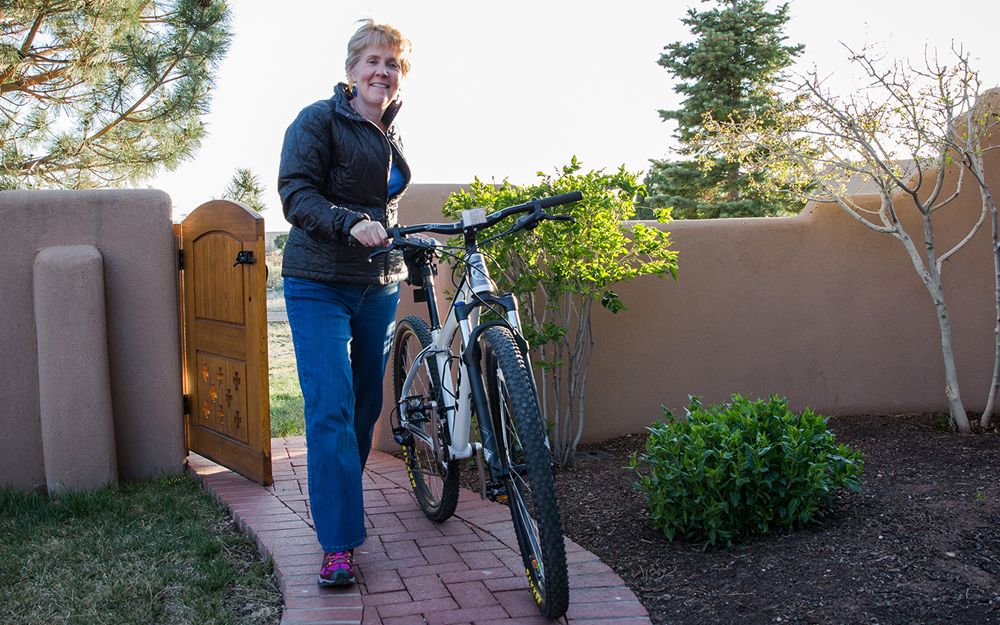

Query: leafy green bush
[629,395,863,548]
[443,158,677,466]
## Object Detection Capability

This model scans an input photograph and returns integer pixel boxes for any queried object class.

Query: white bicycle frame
[396,248,524,471]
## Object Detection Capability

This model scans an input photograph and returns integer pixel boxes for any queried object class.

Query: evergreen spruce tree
[641,0,803,219]
[0,0,232,190]
[220,167,268,213]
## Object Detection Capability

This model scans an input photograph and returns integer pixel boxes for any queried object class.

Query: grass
[0,476,281,625]
[0,262,300,624]
[268,319,305,437]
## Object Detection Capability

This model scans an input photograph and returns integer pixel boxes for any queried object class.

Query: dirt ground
[554,413,1000,625]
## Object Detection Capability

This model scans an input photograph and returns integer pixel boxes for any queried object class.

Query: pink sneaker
[318,550,355,586]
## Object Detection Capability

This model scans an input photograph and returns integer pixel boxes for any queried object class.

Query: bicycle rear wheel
[392,316,459,522]
[482,326,568,619]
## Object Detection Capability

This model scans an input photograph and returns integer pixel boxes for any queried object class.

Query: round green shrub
[629,394,864,548]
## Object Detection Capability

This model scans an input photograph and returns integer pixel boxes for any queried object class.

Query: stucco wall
[375,149,998,449]
[1,160,992,485]
[0,190,185,491]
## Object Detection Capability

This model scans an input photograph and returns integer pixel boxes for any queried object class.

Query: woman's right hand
[349,219,389,247]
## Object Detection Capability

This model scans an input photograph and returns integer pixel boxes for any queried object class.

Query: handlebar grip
[538,191,583,209]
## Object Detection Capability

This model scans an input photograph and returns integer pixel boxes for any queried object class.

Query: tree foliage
[641,0,804,219]
[703,45,1000,432]
[0,0,231,190]
[220,167,267,213]
[444,159,678,466]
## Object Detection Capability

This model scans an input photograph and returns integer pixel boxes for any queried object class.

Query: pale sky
[147,0,999,231]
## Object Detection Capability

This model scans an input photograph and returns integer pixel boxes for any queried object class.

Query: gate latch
[233,251,256,267]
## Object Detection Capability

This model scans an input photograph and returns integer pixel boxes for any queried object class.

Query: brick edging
[186,454,365,625]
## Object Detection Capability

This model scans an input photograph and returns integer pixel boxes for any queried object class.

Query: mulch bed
[555,413,1000,624]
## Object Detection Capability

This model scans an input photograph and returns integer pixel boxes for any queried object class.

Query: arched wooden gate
[178,200,271,485]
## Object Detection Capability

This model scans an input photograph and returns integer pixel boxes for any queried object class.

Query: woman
[277,18,412,587]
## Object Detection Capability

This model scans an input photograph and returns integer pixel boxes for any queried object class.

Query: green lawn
[268,319,305,438]
[0,476,281,625]
[0,281,298,625]
[267,284,305,437]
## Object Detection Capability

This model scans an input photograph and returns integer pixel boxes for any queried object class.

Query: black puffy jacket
[278,83,411,285]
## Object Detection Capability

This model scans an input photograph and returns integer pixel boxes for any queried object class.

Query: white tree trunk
[933,295,971,433]
[980,176,1000,428]
[897,221,971,432]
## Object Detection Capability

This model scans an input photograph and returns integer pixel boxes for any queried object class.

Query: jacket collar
[333,82,403,131]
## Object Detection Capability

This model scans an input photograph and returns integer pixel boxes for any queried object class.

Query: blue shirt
[388,161,404,197]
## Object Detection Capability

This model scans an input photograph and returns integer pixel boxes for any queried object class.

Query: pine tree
[0,0,231,190]
[220,167,268,213]
[641,0,803,219]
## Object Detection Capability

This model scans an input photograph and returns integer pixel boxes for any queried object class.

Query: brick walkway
[187,437,652,624]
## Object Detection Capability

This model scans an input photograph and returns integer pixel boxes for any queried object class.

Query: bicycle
[370,191,582,620]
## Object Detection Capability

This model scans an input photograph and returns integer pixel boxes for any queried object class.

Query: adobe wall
[1,155,990,481]
[375,147,998,449]
[583,189,994,442]
[0,190,185,491]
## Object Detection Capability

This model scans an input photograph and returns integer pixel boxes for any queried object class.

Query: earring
[351,84,357,96]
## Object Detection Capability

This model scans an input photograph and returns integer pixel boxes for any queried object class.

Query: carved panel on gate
[195,351,249,445]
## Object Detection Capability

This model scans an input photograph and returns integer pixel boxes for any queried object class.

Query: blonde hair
[345,19,412,83]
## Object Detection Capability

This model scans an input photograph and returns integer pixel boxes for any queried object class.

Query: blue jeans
[284,277,400,552]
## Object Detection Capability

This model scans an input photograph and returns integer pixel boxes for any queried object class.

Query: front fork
[461,310,536,503]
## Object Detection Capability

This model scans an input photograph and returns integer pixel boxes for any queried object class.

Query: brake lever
[548,214,576,224]
[516,212,575,232]
[365,226,402,262]
[365,229,436,262]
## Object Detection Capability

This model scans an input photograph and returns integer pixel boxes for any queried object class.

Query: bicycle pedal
[392,426,414,447]
[486,482,508,503]
[402,397,432,422]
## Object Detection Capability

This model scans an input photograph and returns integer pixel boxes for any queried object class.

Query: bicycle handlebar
[394,191,581,238]
[364,191,583,259]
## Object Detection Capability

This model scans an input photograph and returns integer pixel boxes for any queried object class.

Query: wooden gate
[180,200,271,485]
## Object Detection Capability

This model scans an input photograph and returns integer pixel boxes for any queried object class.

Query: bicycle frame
[388,193,579,498]
[396,249,527,489]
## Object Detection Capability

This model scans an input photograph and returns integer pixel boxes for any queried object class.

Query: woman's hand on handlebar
[350,219,390,247]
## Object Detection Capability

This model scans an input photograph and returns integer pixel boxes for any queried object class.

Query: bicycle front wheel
[392,316,459,522]
[482,326,568,619]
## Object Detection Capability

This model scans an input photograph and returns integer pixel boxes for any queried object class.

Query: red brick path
[187,436,652,624]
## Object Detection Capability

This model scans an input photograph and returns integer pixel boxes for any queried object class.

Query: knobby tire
[483,326,569,619]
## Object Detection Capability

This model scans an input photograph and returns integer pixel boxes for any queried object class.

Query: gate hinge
[178,249,184,271]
